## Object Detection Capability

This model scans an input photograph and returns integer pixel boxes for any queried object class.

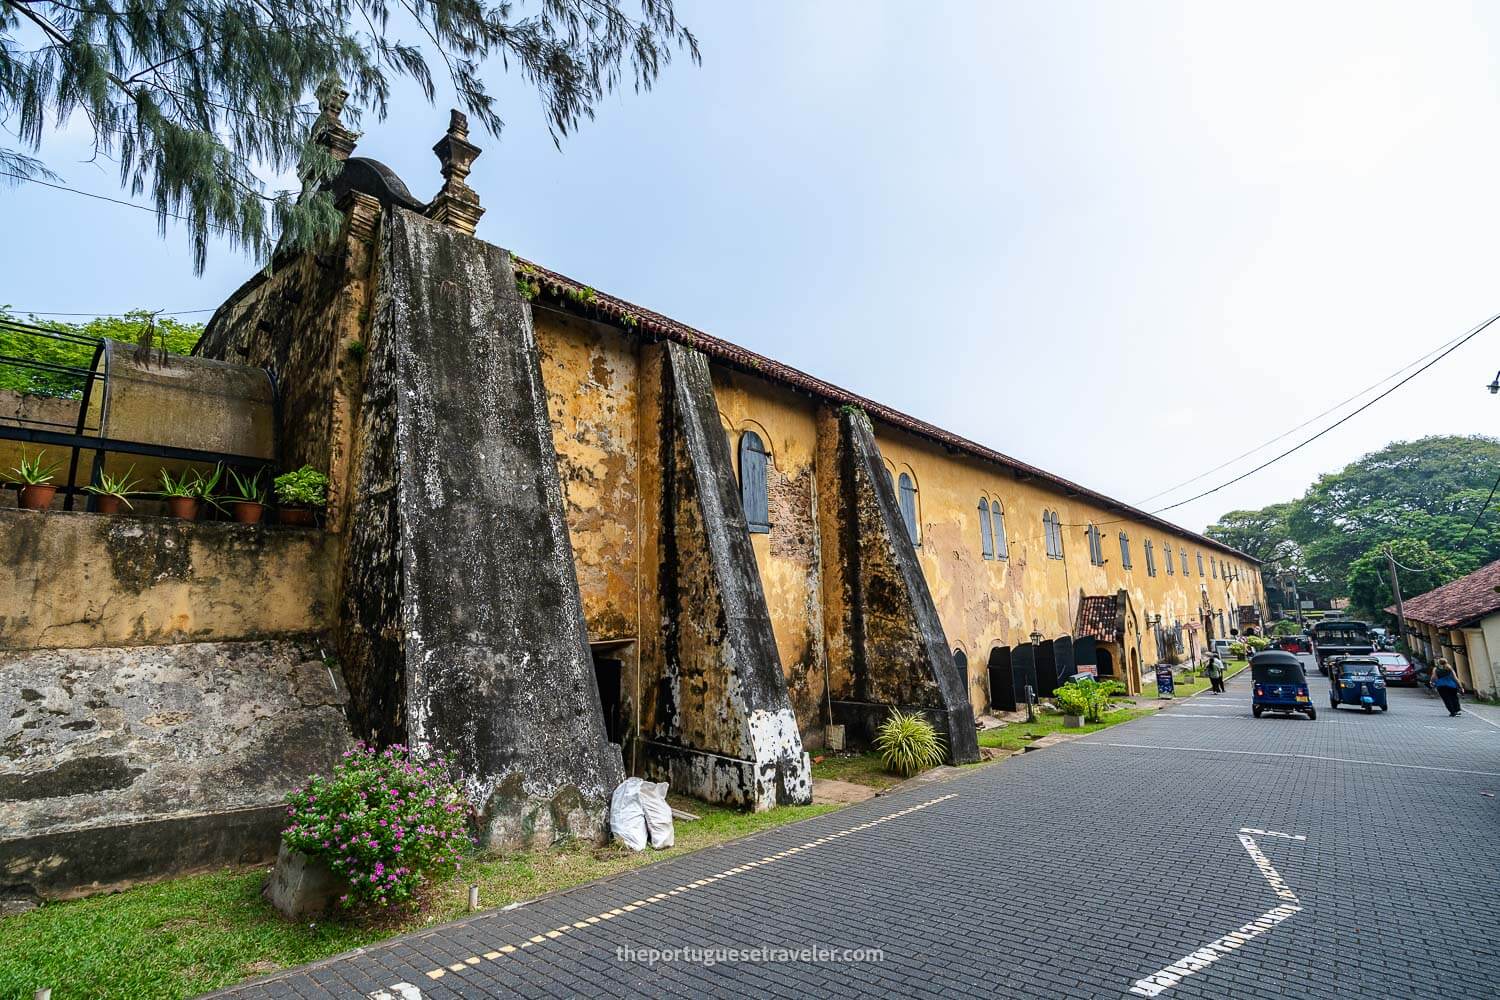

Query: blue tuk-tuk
[1251,651,1316,720]
[1328,656,1389,713]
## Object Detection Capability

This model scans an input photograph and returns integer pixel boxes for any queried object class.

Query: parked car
[1373,651,1417,685]
[1329,656,1389,713]
[1211,638,1236,659]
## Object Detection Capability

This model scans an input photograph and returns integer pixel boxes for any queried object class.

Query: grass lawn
[976,705,1156,751]
[809,751,905,790]
[0,795,839,1000]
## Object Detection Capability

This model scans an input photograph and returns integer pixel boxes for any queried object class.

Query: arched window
[898,472,919,545]
[738,430,770,533]
[1043,510,1063,559]
[1042,511,1053,557]
[1119,532,1132,569]
[953,648,968,679]
[978,498,994,559]
[1087,524,1103,566]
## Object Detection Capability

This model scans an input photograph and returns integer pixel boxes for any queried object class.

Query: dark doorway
[1074,636,1098,676]
[1097,647,1115,676]
[987,646,1014,711]
[592,656,623,745]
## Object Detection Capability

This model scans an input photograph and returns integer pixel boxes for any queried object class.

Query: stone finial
[426,109,485,235]
[315,86,359,162]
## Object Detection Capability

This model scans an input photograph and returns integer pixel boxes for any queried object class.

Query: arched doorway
[1130,648,1140,689]
[1097,647,1115,677]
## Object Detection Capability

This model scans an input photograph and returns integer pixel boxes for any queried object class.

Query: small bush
[1244,635,1269,652]
[1054,677,1116,722]
[874,709,946,776]
[274,465,329,508]
[282,742,473,910]
[1229,641,1249,658]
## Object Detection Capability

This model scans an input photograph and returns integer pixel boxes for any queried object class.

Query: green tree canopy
[0,307,202,396]
[0,1,699,271]
[1346,539,1458,621]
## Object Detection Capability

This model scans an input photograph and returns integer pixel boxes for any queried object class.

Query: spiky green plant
[6,449,59,485]
[225,468,267,504]
[85,466,142,508]
[157,468,199,498]
[874,709,946,777]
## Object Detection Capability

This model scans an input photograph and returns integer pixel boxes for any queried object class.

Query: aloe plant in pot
[224,468,269,524]
[158,464,221,520]
[84,467,142,515]
[8,449,61,511]
[273,465,328,527]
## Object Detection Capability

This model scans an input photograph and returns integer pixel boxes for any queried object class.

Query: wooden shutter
[739,431,770,533]
[979,498,994,559]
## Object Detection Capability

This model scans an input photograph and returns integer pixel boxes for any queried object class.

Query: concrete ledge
[0,804,285,903]
[0,508,337,650]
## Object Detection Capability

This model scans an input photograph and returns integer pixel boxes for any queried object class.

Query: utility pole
[1385,547,1409,651]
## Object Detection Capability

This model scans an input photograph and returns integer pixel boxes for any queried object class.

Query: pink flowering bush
[282,742,474,909]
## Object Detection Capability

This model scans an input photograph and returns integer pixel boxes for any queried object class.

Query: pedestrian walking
[1205,654,1225,694]
[1430,657,1463,716]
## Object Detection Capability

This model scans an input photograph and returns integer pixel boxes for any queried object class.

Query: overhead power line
[1149,313,1500,517]
[1136,326,1474,507]
[0,169,241,236]
[7,307,216,317]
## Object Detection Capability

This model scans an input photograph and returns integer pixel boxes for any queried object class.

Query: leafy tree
[0,307,202,396]
[0,1,699,271]
[1346,538,1458,621]
[1288,436,1500,588]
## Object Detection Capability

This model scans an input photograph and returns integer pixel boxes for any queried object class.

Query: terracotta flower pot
[166,496,199,520]
[279,506,316,527]
[18,484,57,511]
[231,501,265,525]
[94,495,123,515]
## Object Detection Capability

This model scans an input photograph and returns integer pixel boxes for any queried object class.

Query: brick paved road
[214,664,1500,999]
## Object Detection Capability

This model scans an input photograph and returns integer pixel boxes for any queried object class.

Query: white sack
[610,778,648,851]
[639,780,675,849]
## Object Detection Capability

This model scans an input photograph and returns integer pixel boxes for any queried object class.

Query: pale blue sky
[5,1,1500,531]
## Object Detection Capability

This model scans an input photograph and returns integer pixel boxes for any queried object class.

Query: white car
[1210,639,1236,658]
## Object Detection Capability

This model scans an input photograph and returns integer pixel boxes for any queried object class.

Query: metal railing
[0,316,276,510]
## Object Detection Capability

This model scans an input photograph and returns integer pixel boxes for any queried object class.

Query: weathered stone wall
[0,509,336,650]
[338,207,623,850]
[0,639,352,902]
[196,193,382,532]
[633,342,811,810]
[820,410,979,763]
[532,308,640,643]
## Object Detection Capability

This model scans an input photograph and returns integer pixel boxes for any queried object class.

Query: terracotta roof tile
[515,257,1258,564]
[1076,594,1122,642]
[1387,558,1500,629]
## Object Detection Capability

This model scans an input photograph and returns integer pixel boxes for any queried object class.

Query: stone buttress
[820,407,980,764]
[633,342,813,810]
[338,207,623,849]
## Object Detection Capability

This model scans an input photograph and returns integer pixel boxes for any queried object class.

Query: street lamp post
[1026,630,1042,722]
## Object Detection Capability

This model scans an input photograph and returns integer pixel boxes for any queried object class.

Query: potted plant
[274,465,329,526]
[224,468,269,524]
[158,464,217,521]
[84,467,142,515]
[8,450,62,511]
[1054,682,1090,728]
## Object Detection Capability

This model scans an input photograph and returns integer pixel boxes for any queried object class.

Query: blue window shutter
[992,503,1008,559]
[739,431,770,533]
[1120,532,1130,569]
[979,498,994,558]
[898,473,919,545]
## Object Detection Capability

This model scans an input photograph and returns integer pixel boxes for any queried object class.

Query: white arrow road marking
[1128,830,1306,997]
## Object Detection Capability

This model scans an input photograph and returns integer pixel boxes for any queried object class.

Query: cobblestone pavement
[213,664,1500,999]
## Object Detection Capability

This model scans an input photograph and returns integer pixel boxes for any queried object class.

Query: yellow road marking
[405,793,959,985]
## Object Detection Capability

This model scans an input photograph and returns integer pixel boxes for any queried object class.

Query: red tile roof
[516,257,1258,564]
[1388,558,1500,629]
[1076,594,1123,642]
